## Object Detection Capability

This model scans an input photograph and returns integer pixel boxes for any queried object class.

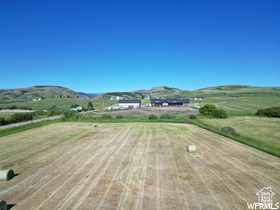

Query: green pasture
[0,98,117,110]
[200,116,280,156]
[190,97,280,115]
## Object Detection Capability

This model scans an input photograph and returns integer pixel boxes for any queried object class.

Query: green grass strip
[0,119,60,137]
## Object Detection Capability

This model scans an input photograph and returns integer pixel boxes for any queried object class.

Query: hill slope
[99,85,280,99]
[0,86,88,102]
[99,86,182,99]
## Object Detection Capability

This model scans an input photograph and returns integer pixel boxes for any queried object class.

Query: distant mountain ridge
[1,85,279,102]
[99,85,280,99]
[0,86,89,102]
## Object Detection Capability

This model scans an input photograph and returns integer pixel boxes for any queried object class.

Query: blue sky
[0,0,279,92]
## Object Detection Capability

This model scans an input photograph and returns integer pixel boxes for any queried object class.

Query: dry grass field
[0,122,280,209]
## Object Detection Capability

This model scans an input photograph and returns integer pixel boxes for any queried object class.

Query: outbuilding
[150,98,189,107]
[119,100,141,108]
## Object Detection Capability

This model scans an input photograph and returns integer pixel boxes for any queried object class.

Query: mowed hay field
[0,123,280,209]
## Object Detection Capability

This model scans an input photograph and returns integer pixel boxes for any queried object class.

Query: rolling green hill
[181,85,280,98]
[98,86,182,100]
[99,85,280,99]
[0,86,88,103]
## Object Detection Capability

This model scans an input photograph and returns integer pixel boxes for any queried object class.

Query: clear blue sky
[0,0,279,92]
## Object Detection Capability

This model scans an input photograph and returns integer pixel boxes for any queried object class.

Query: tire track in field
[159,125,191,209]
[161,124,224,209]
[134,127,152,210]
[95,125,144,209]
[160,125,201,209]
[0,128,101,196]
[0,126,75,156]
[174,126,260,201]
[0,127,80,167]
[116,126,148,209]
[9,126,116,207]
[155,125,162,210]
[189,128,280,189]
[61,125,138,209]
[173,124,279,204]
[33,125,132,209]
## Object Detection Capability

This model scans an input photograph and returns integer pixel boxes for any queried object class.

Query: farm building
[150,98,189,107]
[190,97,206,100]
[119,100,141,108]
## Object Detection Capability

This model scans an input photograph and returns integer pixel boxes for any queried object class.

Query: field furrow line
[134,127,152,210]
[95,125,144,209]
[158,126,190,209]
[155,126,162,210]
[161,125,200,209]
[44,125,133,209]
[11,127,117,208]
[63,124,138,209]
[175,127,261,198]
[187,128,280,189]
[116,126,148,209]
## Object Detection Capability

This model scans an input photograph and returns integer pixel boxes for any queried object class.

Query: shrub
[212,109,228,118]
[255,106,280,118]
[189,114,197,120]
[70,104,79,108]
[116,114,124,119]
[148,114,158,120]
[19,106,33,110]
[63,110,78,119]
[32,110,47,116]
[9,113,33,123]
[199,104,217,116]
[160,113,174,119]
[0,117,8,126]
[221,126,237,135]
[47,109,62,116]
[6,105,18,110]
[102,113,112,120]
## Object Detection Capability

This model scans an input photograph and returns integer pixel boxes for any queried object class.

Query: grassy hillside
[190,97,280,115]
[200,116,280,156]
[98,85,280,100]
[0,86,88,103]
[181,85,280,98]
[99,86,182,99]
[0,97,117,110]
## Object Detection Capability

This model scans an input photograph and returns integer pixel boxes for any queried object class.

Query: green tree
[199,104,217,116]
[87,101,94,110]
[212,109,228,118]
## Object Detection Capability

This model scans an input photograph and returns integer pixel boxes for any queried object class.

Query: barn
[119,100,141,108]
[150,98,189,107]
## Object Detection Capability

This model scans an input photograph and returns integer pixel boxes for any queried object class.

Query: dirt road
[0,116,62,130]
[0,122,279,209]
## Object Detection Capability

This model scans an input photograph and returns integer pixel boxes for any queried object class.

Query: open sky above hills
[1,0,279,92]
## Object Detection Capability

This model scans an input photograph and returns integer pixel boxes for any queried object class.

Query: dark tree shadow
[7,204,16,209]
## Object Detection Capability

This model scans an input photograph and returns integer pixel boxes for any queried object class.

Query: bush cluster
[255,106,280,118]
[1,113,33,125]
[220,126,237,135]
[148,114,158,120]
[199,104,228,118]
[102,113,112,120]
[159,113,174,119]
[189,114,197,120]
[1,105,33,110]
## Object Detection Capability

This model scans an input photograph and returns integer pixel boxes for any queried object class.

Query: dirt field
[98,106,199,116]
[0,122,279,209]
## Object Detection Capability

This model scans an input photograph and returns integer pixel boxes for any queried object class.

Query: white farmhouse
[119,100,141,108]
